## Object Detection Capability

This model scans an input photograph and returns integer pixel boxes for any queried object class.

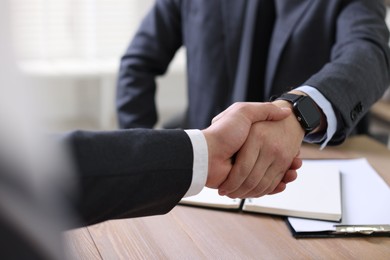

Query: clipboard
[285,158,390,238]
[286,219,390,238]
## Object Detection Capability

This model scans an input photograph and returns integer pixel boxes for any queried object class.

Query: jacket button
[350,111,357,121]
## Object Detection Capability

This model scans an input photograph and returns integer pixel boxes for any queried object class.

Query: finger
[228,147,274,198]
[218,135,262,196]
[281,169,298,184]
[268,169,298,195]
[268,182,287,195]
[245,162,286,198]
[248,145,300,196]
[290,157,302,170]
[243,137,292,197]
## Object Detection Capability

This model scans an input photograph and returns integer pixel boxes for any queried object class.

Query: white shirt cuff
[295,86,337,149]
[183,130,208,197]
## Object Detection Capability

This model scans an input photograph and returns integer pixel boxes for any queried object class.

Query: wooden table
[371,100,390,125]
[370,100,390,148]
[64,135,390,259]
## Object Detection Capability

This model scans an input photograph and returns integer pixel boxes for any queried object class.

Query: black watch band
[276,93,321,134]
[276,93,303,104]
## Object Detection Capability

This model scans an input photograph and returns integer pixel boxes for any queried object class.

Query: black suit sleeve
[64,129,194,227]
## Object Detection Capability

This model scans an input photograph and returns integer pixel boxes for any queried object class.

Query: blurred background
[8,0,390,147]
[10,0,186,132]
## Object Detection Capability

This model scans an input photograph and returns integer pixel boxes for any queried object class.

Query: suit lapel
[265,0,314,97]
[220,0,248,101]
[231,0,314,102]
[231,0,259,102]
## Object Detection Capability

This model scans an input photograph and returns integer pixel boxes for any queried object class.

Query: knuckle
[251,123,266,138]
[236,162,253,179]
[252,183,268,196]
[251,189,267,198]
[241,177,258,191]
[226,194,239,199]
[263,186,276,195]
[232,102,245,111]
[221,181,237,193]
[269,143,282,156]
[237,104,249,115]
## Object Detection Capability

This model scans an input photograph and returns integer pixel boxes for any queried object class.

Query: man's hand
[217,90,325,199]
[201,102,293,189]
[217,113,304,198]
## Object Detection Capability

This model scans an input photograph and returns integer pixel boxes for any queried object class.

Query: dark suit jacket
[0,129,194,259]
[65,129,194,226]
[117,0,390,145]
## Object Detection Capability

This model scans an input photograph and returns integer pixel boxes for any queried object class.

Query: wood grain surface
[65,135,390,259]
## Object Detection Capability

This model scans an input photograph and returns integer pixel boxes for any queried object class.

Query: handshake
[202,102,305,199]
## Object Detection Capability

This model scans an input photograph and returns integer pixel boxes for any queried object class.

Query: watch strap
[275,93,303,103]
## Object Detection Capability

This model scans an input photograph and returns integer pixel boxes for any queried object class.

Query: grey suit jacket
[117,0,390,145]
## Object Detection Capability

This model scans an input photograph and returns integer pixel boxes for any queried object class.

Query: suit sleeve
[305,0,390,145]
[116,0,183,129]
[64,129,193,227]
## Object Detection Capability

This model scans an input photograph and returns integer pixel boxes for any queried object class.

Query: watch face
[294,97,321,131]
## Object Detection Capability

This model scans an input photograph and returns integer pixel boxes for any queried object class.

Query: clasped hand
[202,102,303,199]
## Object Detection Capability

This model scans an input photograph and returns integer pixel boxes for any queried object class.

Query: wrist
[201,129,213,175]
[201,128,233,188]
[201,129,219,187]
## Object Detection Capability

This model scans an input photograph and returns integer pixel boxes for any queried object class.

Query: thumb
[212,102,291,125]
[246,103,291,123]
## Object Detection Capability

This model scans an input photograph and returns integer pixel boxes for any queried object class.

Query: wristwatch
[275,93,321,134]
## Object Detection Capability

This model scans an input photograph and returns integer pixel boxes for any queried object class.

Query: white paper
[243,162,342,221]
[180,187,242,209]
[288,158,390,233]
